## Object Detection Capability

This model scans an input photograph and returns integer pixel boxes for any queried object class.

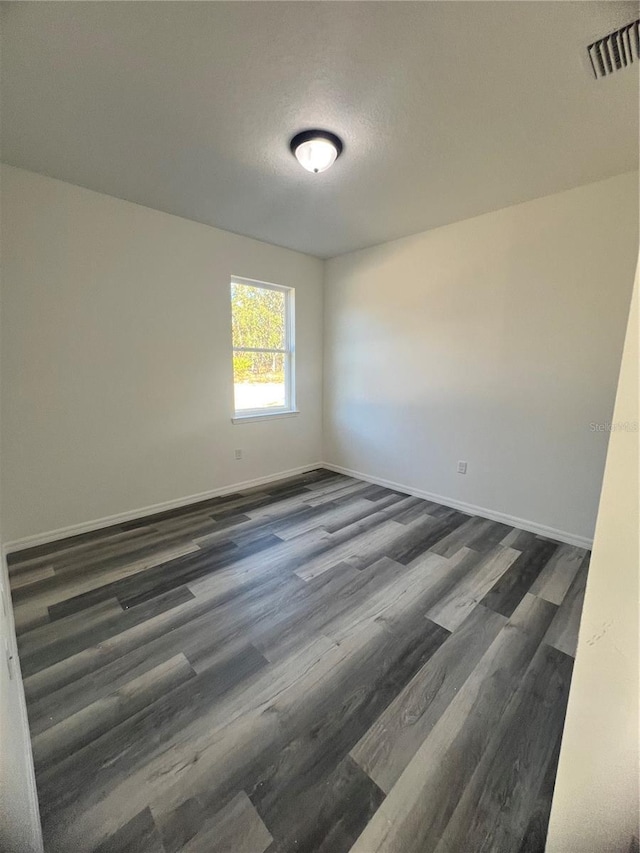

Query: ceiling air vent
[587,19,640,78]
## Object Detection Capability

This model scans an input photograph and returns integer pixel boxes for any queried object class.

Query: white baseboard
[3,460,593,555]
[3,463,323,555]
[322,462,593,550]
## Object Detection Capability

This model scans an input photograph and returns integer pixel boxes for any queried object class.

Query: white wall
[0,165,324,544]
[0,206,43,850]
[0,558,42,853]
[323,173,638,545]
[0,163,637,852]
[546,257,639,853]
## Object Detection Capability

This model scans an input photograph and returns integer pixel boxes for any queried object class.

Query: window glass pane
[233,351,285,411]
[231,283,286,350]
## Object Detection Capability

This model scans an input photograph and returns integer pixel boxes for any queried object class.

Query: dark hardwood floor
[7,469,590,853]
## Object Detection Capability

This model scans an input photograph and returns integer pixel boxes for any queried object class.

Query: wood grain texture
[432,643,574,853]
[31,654,196,771]
[8,469,589,853]
[426,545,520,631]
[179,791,273,853]
[479,538,560,617]
[92,807,165,853]
[348,594,559,853]
[528,543,585,605]
[516,727,565,853]
[544,553,590,658]
[350,604,507,793]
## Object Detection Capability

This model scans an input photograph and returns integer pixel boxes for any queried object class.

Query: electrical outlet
[234,449,242,460]
[457,460,467,474]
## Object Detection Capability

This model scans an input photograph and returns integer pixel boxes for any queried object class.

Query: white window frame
[230,276,297,423]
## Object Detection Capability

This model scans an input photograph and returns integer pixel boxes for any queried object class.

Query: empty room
[0,2,638,852]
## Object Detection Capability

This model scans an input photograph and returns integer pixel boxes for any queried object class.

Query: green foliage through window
[231,280,293,412]
[232,283,285,350]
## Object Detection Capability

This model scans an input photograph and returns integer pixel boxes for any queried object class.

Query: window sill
[231,410,300,424]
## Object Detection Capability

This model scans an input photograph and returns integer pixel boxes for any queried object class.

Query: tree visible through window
[231,278,295,415]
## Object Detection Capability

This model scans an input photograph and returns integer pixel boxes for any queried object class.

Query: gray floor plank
[431,643,573,853]
[9,563,55,590]
[479,538,560,617]
[544,553,590,657]
[429,515,492,558]
[7,469,589,853]
[348,595,558,853]
[32,653,196,771]
[529,543,586,605]
[178,791,273,853]
[516,727,564,853]
[426,545,520,631]
[92,806,165,853]
[350,604,507,793]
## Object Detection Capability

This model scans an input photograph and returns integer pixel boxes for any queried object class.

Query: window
[231,277,295,419]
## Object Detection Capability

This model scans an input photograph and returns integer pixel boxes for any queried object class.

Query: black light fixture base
[289,129,344,158]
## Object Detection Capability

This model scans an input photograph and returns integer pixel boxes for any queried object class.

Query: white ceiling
[1,1,638,258]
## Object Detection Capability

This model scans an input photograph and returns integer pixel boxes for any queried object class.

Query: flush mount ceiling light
[290,130,343,174]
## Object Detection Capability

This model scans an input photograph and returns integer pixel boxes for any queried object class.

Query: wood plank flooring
[7,469,590,853]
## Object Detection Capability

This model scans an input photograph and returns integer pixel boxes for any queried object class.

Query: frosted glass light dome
[290,130,343,174]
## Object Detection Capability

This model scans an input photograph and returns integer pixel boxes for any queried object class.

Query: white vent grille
[588,20,640,79]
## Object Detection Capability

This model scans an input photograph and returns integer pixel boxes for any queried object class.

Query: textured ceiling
[1,1,638,258]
